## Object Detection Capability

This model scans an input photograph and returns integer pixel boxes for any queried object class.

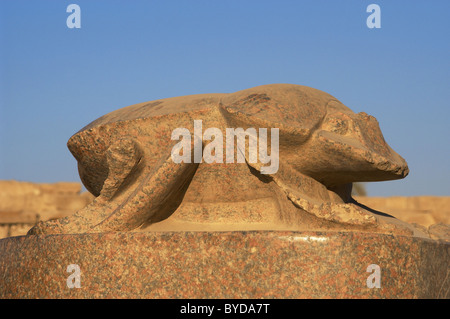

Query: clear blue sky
[0,0,449,196]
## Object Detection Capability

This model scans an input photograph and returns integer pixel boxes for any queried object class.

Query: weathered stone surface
[0,231,448,298]
[0,226,8,239]
[27,84,411,235]
[428,223,450,241]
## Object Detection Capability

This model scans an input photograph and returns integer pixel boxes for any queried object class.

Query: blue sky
[0,0,449,196]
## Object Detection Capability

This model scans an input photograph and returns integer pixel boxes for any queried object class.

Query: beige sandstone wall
[0,180,94,238]
[354,196,450,227]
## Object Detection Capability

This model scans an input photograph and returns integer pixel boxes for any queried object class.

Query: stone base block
[0,231,448,298]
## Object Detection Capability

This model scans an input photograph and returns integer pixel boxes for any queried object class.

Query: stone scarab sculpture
[28,84,411,235]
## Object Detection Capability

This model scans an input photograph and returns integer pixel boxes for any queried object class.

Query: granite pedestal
[0,231,448,298]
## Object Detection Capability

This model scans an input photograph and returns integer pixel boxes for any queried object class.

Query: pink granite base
[0,231,448,298]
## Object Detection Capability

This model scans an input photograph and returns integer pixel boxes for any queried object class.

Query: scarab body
[29,84,411,235]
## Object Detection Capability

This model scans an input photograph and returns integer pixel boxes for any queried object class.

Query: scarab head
[220,84,409,187]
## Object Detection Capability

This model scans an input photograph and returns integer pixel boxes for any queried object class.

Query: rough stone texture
[27,84,412,235]
[0,180,94,238]
[0,226,8,239]
[0,231,448,299]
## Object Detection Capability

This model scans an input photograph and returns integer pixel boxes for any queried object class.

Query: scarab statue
[28,84,411,235]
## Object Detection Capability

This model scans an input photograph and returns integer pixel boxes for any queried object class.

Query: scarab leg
[27,139,199,235]
[245,158,378,226]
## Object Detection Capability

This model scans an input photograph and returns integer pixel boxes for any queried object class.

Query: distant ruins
[0,180,93,238]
